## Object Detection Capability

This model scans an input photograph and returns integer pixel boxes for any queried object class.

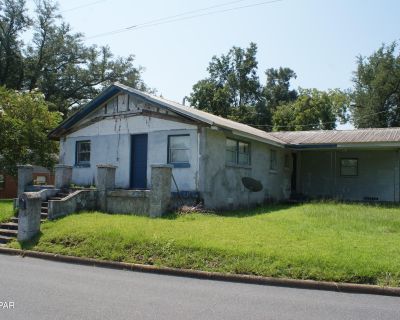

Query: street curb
[0,247,399,297]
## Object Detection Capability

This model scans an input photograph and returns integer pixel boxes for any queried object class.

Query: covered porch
[290,147,400,202]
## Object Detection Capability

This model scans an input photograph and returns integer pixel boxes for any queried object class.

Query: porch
[291,148,400,202]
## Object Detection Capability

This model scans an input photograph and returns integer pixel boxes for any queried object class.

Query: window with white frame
[76,141,91,166]
[35,176,47,185]
[168,135,190,167]
[340,158,358,176]
[0,174,4,189]
[270,149,277,171]
[226,138,251,166]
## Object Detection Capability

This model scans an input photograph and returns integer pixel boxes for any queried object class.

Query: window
[76,141,91,166]
[226,138,251,166]
[0,174,4,190]
[35,176,47,185]
[270,149,277,171]
[168,135,190,167]
[340,158,358,176]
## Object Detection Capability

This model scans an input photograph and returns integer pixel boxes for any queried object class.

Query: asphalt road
[0,254,399,320]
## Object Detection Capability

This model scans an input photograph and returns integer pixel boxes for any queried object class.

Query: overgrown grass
[0,200,14,223]
[10,202,400,286]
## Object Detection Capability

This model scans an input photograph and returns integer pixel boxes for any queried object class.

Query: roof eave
[48,85,121,139]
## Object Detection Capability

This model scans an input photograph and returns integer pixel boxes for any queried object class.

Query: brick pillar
[149,164,173,218]
[54,164,73,189]
[17,192,42,242]
[96,164,117,211]
[17,165,34,198]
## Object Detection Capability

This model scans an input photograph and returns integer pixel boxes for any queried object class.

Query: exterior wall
[298,149,400,202]
[0,173,17,199]
[59,115,199,191]
[198,128,292,210]
[0,172,54,199]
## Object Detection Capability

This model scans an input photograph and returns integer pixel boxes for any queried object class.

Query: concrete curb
[1,247,399,297]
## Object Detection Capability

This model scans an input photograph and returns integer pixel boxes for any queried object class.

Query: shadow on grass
[163,202,299,220]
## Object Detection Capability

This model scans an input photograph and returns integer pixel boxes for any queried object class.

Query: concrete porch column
[17,165,34,198]
[149,164,173,218]
[54,164,73,189]
[96,164,117,211]
[17,192,42,242]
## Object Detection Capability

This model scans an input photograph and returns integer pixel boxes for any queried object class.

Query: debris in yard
[177,204,215,215]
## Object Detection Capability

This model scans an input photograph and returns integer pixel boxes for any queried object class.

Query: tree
[0,86,61,176]
[351,42,400,128]
[255,67,298,130]
[0,0,31,89]
[264,67,298,109]
[189,43,263,124]
[0,0,148,117]
[272,88,349,131]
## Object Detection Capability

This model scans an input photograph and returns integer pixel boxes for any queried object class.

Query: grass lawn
[0,199,14,223]
[9,202,400,286]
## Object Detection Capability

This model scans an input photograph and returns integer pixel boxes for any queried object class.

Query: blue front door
[130,134,148,189]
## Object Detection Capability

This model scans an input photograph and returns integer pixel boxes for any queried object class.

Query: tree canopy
[189,43,348,131]
[0,86,61,175]
[351,42,400,128]
[0,0,148,117]
[272,88,349,131]
[188,42,263,124]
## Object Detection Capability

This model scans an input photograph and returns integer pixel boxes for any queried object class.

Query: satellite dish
[241,177,263,192]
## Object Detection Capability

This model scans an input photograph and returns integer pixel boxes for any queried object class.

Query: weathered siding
[298,149,400,202]
[59,115,199,190]
[198,128,292,209]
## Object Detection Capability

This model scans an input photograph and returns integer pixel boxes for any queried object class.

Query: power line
[61,0,109,13]
[85,0,283,39]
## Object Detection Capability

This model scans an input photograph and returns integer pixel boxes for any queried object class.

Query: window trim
[75,140,91,167]
[167,134,191,168]
[225,138,251,166]
[270,149,278,172]
[340,158,358,177]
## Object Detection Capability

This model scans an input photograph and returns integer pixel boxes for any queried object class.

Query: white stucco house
[49,83,400,209]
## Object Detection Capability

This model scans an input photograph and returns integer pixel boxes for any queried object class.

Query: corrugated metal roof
[269,128,400,145]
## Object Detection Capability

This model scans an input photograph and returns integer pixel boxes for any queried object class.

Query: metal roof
[269,128,400,145]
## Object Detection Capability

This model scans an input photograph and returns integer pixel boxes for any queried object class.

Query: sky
[28,0,400,128]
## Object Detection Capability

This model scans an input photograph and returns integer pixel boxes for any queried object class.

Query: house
[0,166,55,199]
[48,83,400,209]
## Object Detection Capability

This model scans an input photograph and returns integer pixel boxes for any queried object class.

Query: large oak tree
[0,0,149,117]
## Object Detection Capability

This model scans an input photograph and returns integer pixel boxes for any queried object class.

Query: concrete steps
[0,222,18,230]
[0,228,18,237]
[0,192,71,245]
[0,235,14,244]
